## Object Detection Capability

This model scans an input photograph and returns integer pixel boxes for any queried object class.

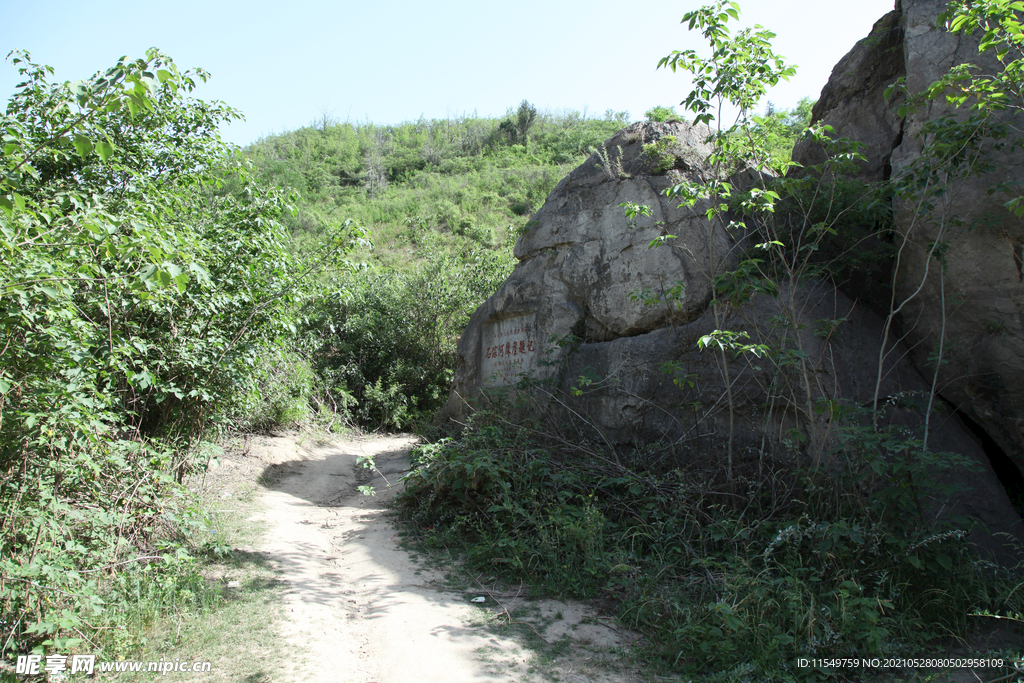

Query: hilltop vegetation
[245,103,629,261]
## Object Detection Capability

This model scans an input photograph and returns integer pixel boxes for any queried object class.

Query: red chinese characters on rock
[485,338,534,359]
[480,319,538,388]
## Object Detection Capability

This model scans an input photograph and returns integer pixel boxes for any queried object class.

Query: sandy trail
[251,433,641,683]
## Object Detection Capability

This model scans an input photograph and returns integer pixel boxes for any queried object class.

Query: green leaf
[187,262,210,283]
[0,379,11,395]
[73,134,93,159]
[95,140,114,162]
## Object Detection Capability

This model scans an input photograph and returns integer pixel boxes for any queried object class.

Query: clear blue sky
[1,0,896,146]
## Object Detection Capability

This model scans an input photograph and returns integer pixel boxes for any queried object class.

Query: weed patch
[396,409,1024,681]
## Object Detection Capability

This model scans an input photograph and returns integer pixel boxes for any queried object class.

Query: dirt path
[250,432,647,683]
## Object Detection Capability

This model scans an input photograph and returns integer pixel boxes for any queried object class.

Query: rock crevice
[794,0,1024,479]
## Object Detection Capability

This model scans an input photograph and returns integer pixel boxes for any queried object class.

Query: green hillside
[244,103,629,266]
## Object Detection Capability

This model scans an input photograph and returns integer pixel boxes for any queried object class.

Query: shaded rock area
[792,7,906,182]
[794,0,1024,487]
[448,120,1023,549]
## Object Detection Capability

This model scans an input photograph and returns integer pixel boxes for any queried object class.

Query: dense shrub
[0,50,357,658]
[302,238,511,430]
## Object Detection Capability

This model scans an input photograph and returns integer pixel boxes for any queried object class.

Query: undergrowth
[396,406,1024,681]
[301,234,512,431]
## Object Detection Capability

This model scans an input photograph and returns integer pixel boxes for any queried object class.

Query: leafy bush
[222,348,335,432]
[302,237,511,431]
[0,50,356,658]
[642,135,679,173]
[645,105,681,122]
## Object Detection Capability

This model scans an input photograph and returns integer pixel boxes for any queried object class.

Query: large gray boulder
[451,121,741,395]
[447,120,1022,546]
[794,0,1024,482]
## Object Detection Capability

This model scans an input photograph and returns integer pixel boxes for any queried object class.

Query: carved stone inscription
[481,315,537,387]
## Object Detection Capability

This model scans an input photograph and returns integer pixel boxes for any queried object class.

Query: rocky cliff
[446,119,1022,546]
[794,0,1024,496]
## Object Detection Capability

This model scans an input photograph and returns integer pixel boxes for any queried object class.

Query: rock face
[451,121,741,397]
[793,8,905,181]
[794,0,1024,482]
[448,120,1022,545]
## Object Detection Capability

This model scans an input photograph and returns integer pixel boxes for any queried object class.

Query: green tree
[0,49,360,656]
[499,99,538,148]
[644,105,681,122]
[785,95,815,135]
[658,0,796,479]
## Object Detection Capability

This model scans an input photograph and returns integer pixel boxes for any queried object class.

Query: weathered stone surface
[452,121,750,395]
[792,7,905,181]
[555,283,1022,552]
[448,120,1022,547]
[793,0,1024,480]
